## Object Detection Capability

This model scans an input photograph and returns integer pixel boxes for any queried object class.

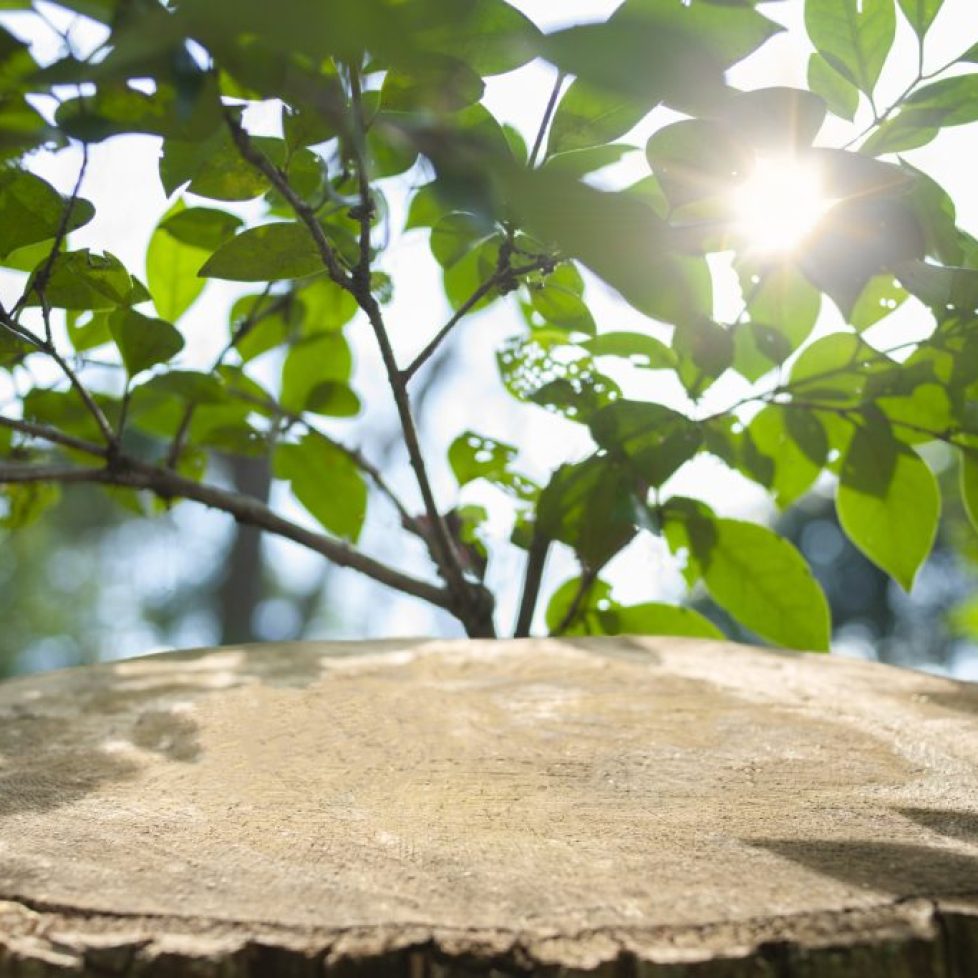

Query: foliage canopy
[1,0,977,645]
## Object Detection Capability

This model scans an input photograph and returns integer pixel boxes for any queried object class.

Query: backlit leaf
[836,417,940,590]
[199,223,323,282]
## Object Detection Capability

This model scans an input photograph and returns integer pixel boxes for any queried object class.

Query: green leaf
[296,277,358,334]
[448,431,538,501]
[55,81,221,143]
[109,308,184,377]
[805,0,896,95]
[0,169,95,258]
[544,576,613,636]
[159,205,244,250]
[414,0,542,76]
[900,74,978,126]
[961,451,978,534]
[405,183,447,231]
[304,381,361,418]
[536,457,639,569]
[799,195,923,318]
[722,86,827,150]
[589,400,702,488]
[280,332,352,414]
[748,405,826,508]
[274,432,367,542]
[848,273,908,331]
[382,56,485,112]
[790,331,886,403]
[544,576,723,639]
[526,277,596,334]
[733,262,821,381]
[503,166,709,322]
[228,292,291,362]
[199,223,323,282]
[546,78,652,156]
[609,603,724,640]
[895,260,978,316]
[897,0,943,37]
[543,1,781,111]
[673,318,733,399]
[540,144,635,180]
[148,202,244,320]
[497,331,619,422]
[160,126,267,200]
[0,94,63,157]
[430,212,490,268]
[65,309,112,353]
[1,482,60,530]
[580,332,677,370]
[860,114,938,155]
[646,118,750,209]
[701,518,831,650]
[25,250,140,310]
[899,162,969,266]
[807,53,859,121]
[836,418,940,590]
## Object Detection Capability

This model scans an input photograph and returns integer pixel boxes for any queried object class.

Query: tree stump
[3,637,978,976]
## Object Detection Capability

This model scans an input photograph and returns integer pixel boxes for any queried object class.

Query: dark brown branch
[514,531,550,638]
[226,85,493,634]
[0,414,108,458]
[0,458,453,609]
[346,68,492,636]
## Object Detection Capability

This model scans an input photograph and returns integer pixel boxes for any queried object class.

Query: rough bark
[3,637,978,976]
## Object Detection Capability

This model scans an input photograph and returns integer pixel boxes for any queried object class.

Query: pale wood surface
[3,637,978,976]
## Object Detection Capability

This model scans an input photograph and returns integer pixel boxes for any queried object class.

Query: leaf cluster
[0,0,976,646]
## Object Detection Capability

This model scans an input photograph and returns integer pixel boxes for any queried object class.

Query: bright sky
[2,0,977,659]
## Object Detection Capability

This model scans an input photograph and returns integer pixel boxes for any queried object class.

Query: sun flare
[730,156,830,255]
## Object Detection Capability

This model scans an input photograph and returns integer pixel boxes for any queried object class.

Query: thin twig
[843,52,963,151]
[528,71,566,169]
[551,568,597,638]
[12,145,89,321]
[228,386,417,530]
[402,257,554,383]
[165,285,288,469]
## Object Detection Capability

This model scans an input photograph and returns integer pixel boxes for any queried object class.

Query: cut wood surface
[3,637,978,976]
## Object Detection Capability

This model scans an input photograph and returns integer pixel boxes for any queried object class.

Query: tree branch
[346,67,494,637]
[0,458,453,609]
[225,82,494,634]
[223,110,351,287]
[514,530,550,638]
[0,414,108,458]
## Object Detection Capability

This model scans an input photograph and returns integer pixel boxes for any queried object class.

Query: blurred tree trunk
[218,455,272,644]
